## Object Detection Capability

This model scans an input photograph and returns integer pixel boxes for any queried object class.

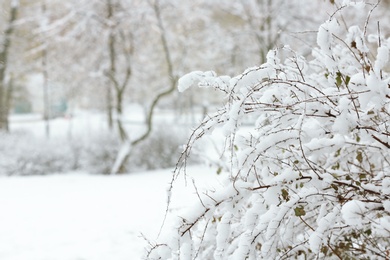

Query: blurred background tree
[0,0,389,174]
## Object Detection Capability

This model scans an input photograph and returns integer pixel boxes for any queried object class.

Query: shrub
[77,133,121,174]
[147,3,390,259]
[0,125,191,175]
[129,126,193,171]
[0,131,76,175]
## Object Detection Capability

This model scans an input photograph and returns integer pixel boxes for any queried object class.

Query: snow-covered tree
[146,2,390,259]
[111,0,233,173]
[34,0,141,130]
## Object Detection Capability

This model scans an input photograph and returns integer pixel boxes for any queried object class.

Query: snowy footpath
[0,166,220,260]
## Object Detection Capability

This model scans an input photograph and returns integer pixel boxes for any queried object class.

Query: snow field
[0,166,221,260]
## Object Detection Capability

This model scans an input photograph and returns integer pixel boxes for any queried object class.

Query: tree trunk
[0,3,18,131]
[42,0,50,138]
[4,75,14,131]
[107,0,116,131]
[106,0,128,142]
[106,83,114,129]
[42,46,50,138]
[111,0,177,174]
[116,88,128,141]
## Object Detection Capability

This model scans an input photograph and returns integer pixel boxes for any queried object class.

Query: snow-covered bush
[0,131,77,175]
[129,126,191,170]
[0,125,190,175]
[147,3,390,259]
[72,129,187,174]
[77,133,121,174]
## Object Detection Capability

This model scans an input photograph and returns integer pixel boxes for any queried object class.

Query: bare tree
[111,0,177,174]
[104,0,133,141]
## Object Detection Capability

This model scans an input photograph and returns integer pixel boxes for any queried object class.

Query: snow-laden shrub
[0,131,121,175]
[147,3,390,260]
[0,131,77,175]
[77,133,121,174]
[129,126,190,170]
[0,125,190,175]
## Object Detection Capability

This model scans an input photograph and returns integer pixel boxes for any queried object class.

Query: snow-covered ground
[1,109,223,259]
[0,166,222,260]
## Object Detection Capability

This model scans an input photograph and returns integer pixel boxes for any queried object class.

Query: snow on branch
[178,70,230,93]
[147,3,390,259]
